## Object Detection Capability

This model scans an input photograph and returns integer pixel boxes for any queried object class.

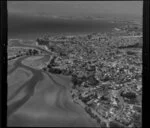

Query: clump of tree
[36,38,49,46]
[120,91,136,99]
[132,113,142,128]
[26,49,39,56]
[118,42,142,49]
[120,91,138,104]
[126,51,136,56]
[47,56,58,67]
[109,121,124,128]
[48,67,62,74]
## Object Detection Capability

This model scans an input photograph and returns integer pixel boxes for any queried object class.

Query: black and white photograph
[7,1,143,127]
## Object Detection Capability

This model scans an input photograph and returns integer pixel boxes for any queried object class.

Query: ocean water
[8,13,122,40]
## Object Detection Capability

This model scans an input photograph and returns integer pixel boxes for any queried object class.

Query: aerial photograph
[7,1,142,127]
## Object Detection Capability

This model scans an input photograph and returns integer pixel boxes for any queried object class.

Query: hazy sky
[8,1,143,17]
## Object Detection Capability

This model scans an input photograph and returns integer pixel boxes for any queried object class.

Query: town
[8,21,142,128]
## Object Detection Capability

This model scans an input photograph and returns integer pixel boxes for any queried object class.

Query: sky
[8,1,143,18]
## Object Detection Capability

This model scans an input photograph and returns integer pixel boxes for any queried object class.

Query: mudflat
[8,72,98,127]
[8,67,33,87]
[7,56,98,127]
[7,67,33,101]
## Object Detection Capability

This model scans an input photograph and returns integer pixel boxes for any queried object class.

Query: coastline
[7,22,142,127]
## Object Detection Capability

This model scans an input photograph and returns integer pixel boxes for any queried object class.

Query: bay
[8,13,122,40]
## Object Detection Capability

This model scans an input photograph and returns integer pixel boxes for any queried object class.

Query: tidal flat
[7,55,98,127]
[7,67,33,101]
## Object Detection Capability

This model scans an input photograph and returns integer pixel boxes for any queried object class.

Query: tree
[33,49,38,55]
[87,34,92,40]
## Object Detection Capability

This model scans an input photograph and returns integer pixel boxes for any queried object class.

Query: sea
[8,13,123,40]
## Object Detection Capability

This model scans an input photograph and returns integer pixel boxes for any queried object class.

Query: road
[120,35,142,38]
